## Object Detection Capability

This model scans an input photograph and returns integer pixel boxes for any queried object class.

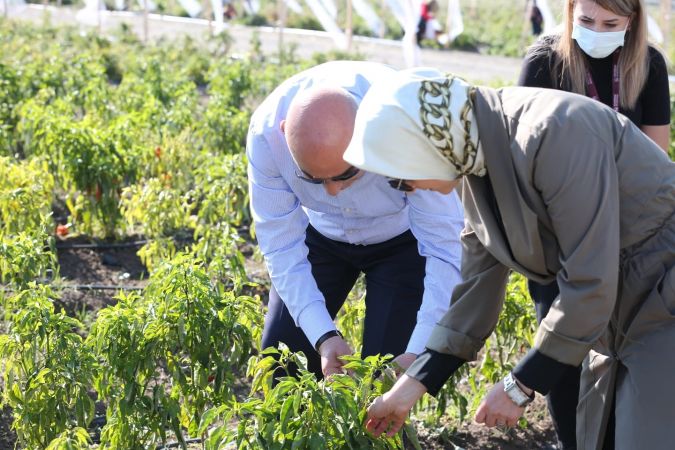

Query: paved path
[9,4,523,84]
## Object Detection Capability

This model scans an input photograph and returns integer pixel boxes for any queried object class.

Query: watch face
[503,373,532,406]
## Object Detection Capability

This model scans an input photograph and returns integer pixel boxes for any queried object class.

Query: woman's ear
[280,119,286,134]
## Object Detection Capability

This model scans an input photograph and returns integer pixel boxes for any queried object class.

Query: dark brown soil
[55,236,149,317]
[0,406,17,450]
[411,394,557,449]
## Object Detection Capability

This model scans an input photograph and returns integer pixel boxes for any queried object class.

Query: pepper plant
[0,156,54,235]
[89,254,262,449]
[0,62,21,155]
[191,153,250,280]
[0,285,96,450]
[200,347,421,450]
[0,156,56,287]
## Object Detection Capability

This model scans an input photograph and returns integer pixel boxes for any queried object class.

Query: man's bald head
[283,86,358,178]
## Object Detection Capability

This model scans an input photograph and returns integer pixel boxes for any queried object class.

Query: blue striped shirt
[247,61,463,354]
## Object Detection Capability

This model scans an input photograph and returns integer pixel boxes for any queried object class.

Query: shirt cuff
[297,301,336,349]
[405,349,466,396]
[512,348,580,395]
[405,322,435,355]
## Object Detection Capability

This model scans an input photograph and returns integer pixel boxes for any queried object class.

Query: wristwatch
[314,329,343,352]
[503,372,535,407]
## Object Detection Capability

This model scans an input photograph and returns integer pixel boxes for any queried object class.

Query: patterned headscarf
[344,68,485,181]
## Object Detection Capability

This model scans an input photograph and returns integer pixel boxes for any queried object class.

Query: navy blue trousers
[261,226,426,379]
[529,280,582,450]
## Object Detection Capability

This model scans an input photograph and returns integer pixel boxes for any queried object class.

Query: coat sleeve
[513,119,621,394]
[406,221,511,395]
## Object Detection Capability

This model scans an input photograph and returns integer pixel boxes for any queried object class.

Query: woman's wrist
[513,376,534,397]
[385,374,428,409]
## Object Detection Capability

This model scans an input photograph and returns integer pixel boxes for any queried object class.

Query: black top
[518,36,670,127]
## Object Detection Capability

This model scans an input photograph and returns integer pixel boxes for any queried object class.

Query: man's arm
[247,130,336,347]
[407,223,511,395]
[404,189,464,356]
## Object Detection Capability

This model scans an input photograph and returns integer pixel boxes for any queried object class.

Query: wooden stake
[660,0,670,52]
[278,0,286,61]
[205,0,212,34]
[379,0,386,37]
[346,0,353,51]
[97,0,102,33]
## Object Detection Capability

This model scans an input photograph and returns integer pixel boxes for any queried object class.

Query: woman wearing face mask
[345,68,675,450]
[519,0,670,153]
[518,2,670,447]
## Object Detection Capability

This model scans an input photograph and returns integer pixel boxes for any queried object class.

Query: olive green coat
[426,86,675,450]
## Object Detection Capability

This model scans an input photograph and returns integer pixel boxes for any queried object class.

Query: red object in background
[56,224,69,237]
[420,2,432,20]
[154,146,162,158]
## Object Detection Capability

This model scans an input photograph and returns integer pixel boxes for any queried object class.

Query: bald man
[247,61,464,378]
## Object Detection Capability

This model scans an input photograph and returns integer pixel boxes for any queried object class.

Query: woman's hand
[365,374,427,437]
[474,380,526,428]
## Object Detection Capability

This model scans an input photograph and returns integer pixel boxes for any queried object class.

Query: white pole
[4,0,9,19]
[144,0,149,42]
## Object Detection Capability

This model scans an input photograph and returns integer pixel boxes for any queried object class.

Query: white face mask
[572,23,627,59]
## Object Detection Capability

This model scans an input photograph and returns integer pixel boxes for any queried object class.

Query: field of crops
[0,11,673,450]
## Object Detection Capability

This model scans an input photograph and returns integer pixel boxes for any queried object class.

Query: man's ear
[280,120,286,134]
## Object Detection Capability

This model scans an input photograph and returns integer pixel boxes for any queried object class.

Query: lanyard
[584,50,620,112]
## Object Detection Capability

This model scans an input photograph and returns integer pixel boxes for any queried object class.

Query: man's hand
[474,380,526,428]
[365,374,427,437]
[318,335,353,378]
[392,352,417,375]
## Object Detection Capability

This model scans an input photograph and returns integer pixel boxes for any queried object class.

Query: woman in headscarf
[343,68,674,450]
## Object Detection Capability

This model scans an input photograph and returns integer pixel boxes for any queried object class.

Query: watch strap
[314,329,343,352]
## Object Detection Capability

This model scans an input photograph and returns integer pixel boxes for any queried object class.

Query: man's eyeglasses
[387,178,415,192]
[296,166,361,184]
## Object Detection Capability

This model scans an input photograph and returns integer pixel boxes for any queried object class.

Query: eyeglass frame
[295,165,361,184]
[387,178,415,192]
